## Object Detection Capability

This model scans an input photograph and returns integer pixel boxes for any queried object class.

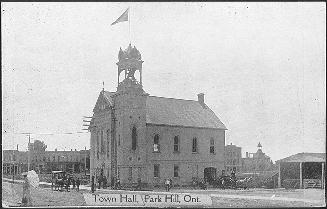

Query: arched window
[210,138,215,154]
[132,126,137,150]
[173,136,179,152]
[153,134,160,152]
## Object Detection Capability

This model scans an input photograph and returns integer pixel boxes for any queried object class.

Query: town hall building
[89,44,227,187]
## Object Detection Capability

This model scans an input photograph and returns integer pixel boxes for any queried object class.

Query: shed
[277,153,325,189]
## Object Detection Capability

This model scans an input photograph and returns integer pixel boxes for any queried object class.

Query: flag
[111,8,129,25]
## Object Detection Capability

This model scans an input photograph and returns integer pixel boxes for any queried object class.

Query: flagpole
[128,7,131,44]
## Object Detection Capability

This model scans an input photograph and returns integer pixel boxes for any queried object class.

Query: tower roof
[118,44,142,61]
[257,142,262,148]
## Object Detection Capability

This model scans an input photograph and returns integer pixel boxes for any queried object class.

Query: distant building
[224,143,242,173]
[2,140,90,175]
[241,142,274,173]
[89,44,227,187]
[2,149,28,175]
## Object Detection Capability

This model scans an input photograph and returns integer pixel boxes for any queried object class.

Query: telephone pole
[27,134,31,171]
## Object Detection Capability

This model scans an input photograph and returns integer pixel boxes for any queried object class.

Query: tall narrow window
[174,165,179,177]
[97,131,100,153]
[210,138,215,154]
[101,130,105,153]
[154,164,160,177]
[118,134,121,146]
[192,137,198,153]
[132,127,137,150]
[174,136,179,152]
[153,134,160,152]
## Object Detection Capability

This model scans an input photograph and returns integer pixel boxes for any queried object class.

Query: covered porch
[277,153,325,189]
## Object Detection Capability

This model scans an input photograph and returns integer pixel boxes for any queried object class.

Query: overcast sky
[2,2,326,162]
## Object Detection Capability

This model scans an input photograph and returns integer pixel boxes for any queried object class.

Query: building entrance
[204,167,217,184]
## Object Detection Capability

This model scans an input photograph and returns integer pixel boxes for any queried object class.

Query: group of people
[165,178,173,191]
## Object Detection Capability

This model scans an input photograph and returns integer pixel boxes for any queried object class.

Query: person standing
[66,177,70,192]
[91,176,95,193]
[116,178,121,190]
[76,178,80,192]
[137,178,142,190]
[165,179,170,192]
[72,178,76,190]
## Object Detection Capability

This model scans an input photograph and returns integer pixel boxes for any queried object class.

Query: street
[2,179,325,207]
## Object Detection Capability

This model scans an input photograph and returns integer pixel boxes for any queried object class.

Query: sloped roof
[145,96,227,129]
[102,91,227,129]
[279,153,326,163]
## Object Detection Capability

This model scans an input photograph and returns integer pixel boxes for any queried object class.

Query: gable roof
[278,153,326,163]
[145,96,227,130]
[102,91,227,130]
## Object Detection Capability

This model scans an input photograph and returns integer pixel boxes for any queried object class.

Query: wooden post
[322,162,324,189]
[299,162,303,189]
[278,163,281,188]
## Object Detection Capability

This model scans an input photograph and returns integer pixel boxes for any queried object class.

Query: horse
[54,178,65,191]
[235,177,253,190]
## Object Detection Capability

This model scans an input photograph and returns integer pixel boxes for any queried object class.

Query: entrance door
[204,167,217,184]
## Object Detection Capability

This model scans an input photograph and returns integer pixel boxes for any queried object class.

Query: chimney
[17,144,18,151]
[246,152,249,158]
[71,149,73,151]
[197,93,205,107]
[55,148,57,152]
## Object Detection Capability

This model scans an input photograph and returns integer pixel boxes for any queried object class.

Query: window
[118,134,121,146]
[97,131,100,153]
[132,127,137,150]
[128,167,132,180]
[174,165,179,177]
[154,164,160,177]
[210,138,215,154]
[192,137,198,153]
[153,134,160,152]
[174,136,179,152]
[101,130,104,153]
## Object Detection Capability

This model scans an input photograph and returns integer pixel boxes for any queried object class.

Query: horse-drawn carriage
[51,171,66,191]
[211,174,252,190]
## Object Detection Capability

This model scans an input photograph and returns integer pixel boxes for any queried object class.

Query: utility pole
[12,150,15,182]
[27,134,31,171]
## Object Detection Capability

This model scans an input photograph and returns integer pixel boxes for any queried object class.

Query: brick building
[89,44,227,187]
[242,142,274,173]
[2,140,90,175]
[224,143,242,174]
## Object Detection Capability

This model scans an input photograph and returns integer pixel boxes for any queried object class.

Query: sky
[2,2,326,162]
